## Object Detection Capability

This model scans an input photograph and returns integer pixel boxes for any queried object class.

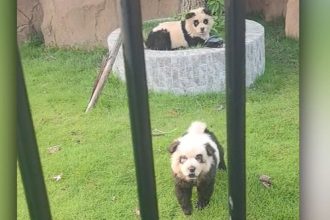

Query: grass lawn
[17,17,299,220]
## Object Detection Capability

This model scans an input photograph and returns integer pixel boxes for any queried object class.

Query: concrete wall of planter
[108,19,265,95]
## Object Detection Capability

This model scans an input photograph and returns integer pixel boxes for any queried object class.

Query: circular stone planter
[107,19,265,95]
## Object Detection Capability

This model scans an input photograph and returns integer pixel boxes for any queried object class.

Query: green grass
[17,17,298,220]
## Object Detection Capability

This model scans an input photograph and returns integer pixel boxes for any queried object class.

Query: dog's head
[169,122,218,181]
[169,140,216,181]
[185,7,214,39]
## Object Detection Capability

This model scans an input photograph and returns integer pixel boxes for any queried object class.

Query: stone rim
[108,19,265,95]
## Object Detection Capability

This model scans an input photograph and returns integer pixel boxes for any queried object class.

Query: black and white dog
[145,7,214,50]
[168,121,226,215]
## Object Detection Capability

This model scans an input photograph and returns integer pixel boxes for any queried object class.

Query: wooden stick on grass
[85,32,122,112]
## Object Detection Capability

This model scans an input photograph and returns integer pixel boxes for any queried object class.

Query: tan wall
[247,0,299,39]
[285,0,299,39]
[17,0,43,43]
[247,0,288,21]
[17,0,180,48]
[17,0,299,46]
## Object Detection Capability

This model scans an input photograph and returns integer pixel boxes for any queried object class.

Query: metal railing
[225,0,246,219]
[118,0,159,219]
[17,48,52,220]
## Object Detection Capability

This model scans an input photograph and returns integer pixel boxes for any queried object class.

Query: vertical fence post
[118,0,159,219]
[17,48,52,220]
[225,0,246,219]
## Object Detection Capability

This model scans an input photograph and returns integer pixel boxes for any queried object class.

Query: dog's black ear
[168,141,180,154]
[205,143,215,156]
[203,8,212,16]
[185,12,196,19]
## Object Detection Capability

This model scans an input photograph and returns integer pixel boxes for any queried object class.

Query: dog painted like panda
[168,121,226,215]
[145,7,214,50]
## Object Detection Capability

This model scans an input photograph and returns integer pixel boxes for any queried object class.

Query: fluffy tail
[187,121,207,134]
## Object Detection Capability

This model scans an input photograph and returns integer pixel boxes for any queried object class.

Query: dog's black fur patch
[205,128,227,170]
[203,8,212,16]
[168,141,180,154]
[174,177,193,215]
[185,12,196,20]
[195,163,217,209]
[145,29,171,50]
[205,143,216,156]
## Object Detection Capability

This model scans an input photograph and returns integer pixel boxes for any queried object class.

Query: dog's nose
[200,27,205,32]
[188,166,196,173]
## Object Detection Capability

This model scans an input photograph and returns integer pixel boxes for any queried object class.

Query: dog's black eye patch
[203,19,208,25]
[193,20,199,27]
[195,154,203,163]
[179,156,187,164]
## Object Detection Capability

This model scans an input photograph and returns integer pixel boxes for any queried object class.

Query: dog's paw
[182,208,192,215]
[196,200,210,210]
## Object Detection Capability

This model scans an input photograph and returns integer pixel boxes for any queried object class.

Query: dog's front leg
[175,183,193,215]
[196,177,215,209]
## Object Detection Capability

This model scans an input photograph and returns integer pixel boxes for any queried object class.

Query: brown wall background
[246,0,299,39]
[17,0,43,43]
[17,0,180,48]
[17,0,298,47]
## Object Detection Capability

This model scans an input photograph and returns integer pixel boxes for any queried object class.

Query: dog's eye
[195,154,203,162]
[203,19,208,24]
[193,20,199,27]
[179,156,187,164]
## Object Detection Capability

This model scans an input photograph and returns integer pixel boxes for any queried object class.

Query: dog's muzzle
[188,166,196,179]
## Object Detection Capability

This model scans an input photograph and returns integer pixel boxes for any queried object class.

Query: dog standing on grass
[168,121,226,215]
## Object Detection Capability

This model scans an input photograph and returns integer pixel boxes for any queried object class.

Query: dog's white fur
[170,121,220,181]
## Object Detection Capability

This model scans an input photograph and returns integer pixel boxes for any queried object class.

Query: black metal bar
[118,0,159,219]
[225,0,246,219]
[17,48,52,220]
